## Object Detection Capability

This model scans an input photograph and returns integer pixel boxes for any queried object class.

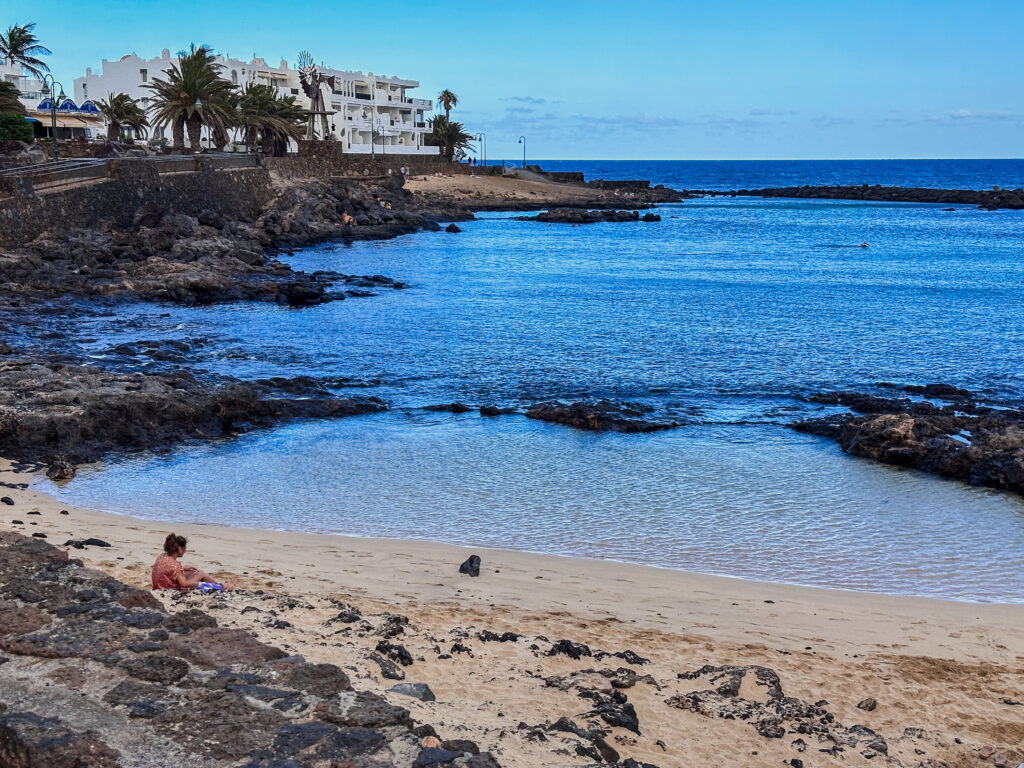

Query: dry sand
[2,459,1022,768]
[406,173,623,208]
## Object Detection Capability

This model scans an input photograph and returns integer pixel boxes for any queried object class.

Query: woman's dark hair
[163,534,187,555]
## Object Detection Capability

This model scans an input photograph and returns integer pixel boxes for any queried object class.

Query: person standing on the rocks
[152,533,232,591]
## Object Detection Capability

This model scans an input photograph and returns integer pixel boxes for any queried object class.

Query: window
[231,70,238,84]
[82,84,88,98]
[140,69,148,83]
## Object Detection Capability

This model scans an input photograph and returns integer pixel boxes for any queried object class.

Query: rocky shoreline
[0,175,445,307]
[0,530,503,768]
[0,358,387,471]
[791,385,1024,494]
[701,184,1024,210]
[515,209,662,224]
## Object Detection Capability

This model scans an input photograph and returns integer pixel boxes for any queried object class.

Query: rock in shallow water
[792,387,1024,495]
[525,399,679,433]
[44,460,76,481]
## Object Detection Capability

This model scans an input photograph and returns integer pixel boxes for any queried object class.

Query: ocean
[36,160,1024,602]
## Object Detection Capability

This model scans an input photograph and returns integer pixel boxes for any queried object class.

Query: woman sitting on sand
[152,534,232,591]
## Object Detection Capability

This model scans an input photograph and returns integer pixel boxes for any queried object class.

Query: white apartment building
[1,59,45,103]
[74,49,436,154]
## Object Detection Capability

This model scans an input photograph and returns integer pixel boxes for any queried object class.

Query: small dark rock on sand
[389,683,436,702]
[459,555,482,577]
[370,652,406,681]
[64,538,112,549]
[1,497,13,505]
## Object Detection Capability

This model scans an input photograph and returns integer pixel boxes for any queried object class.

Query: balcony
[411,98,432,108]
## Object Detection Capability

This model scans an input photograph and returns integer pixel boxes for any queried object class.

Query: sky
[10,0,1024,160]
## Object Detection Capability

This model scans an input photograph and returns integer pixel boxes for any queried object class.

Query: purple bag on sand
[197,582,225,594]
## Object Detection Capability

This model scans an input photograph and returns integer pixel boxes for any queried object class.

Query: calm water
[539,158,1024,190]
[36,160,1024,602]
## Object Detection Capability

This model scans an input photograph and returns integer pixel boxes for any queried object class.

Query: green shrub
[0,112,33,142]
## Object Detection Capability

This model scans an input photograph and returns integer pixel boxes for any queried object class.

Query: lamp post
[379,119,386,156]
[370,118,375,160]
[476,132,486,167]
[40,75,66,161]
[518,135,526,169]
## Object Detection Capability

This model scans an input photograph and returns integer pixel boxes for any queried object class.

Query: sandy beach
[405,173,656,209]
[2,459,1022,768]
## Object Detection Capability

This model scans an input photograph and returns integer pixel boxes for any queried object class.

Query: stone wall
[584,179,652,191]
[262,152,502,180]
[548,171,585,184]
[0,160,274,246]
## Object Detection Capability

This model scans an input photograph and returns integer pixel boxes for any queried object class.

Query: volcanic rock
[459,555,482,577]
[525,400,679,433]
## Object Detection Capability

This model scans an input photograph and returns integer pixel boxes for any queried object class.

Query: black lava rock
[459,555,481,577]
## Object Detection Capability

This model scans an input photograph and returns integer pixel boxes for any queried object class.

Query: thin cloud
[748,108,800,117]
[949,108,1015,121]
[501,96,547,105]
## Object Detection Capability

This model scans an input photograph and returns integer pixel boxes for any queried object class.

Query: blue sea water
[36,160,1024,602]
[539,158,1024,190]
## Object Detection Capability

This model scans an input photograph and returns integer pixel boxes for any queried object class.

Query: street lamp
[518,135,526,169]
[40,75,66,161]
[379,119,386,156]
[476,132,486,167]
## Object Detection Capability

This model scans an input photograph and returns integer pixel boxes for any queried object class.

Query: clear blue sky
[13,0,1024,160]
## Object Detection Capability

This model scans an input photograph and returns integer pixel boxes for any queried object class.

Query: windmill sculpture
[297,50,336,140]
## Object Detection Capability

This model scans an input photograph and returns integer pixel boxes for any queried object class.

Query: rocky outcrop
[0,531,501,767]
[669,664,889,759]
[792,386,1024,494]
[0,175,440,307]
[525,400,680,433]
[0,358,387,466]
[706,184,1024,210]
[517,209,661,224]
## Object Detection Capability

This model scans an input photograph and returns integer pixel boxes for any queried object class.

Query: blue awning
[24,116,40,123]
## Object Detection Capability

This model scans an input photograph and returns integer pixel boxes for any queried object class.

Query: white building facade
[1,59,45,103]
[74,50,437,154]
[2,58,102,139]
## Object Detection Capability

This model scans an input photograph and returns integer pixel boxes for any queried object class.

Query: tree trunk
[172,115,185,150]
[212,124,228,151]
[246,126,258,153]
[108,120,121,143]
[186,113,203,153]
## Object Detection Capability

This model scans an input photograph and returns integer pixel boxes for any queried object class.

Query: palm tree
[0,23,51,79]
[145,44,235,152]
[429,115,473,161]
[0,80,25,114]
[261,93,305,156]
[235,82,303,154]
[96,92,149,142]
[437,89,458,120]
